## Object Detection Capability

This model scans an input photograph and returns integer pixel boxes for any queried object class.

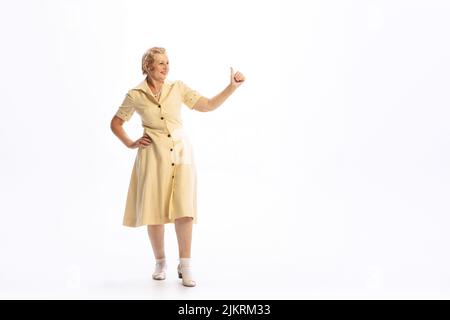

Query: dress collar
[135,78,171,103]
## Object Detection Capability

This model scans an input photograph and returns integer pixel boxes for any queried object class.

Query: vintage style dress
[115,79,203,226]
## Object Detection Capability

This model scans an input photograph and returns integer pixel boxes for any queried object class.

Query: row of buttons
[159,105,164,120]
[159,104,175,179]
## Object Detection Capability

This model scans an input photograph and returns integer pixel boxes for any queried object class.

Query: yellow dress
[115,79,203,226]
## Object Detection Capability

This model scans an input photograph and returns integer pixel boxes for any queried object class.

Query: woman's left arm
[193,67,246,112]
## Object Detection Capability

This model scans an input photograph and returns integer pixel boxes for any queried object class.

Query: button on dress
[115,79,203,226]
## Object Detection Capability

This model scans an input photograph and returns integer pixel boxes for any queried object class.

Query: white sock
[155,258,167,272]
[179,258,191,266]
[178,258,195,286]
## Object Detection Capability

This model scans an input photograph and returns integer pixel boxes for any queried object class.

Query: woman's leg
[174,217,196,286]
[147,224,165,259]
[174,217,193,258]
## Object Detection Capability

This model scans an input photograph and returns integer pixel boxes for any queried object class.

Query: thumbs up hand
[230,67,246,89]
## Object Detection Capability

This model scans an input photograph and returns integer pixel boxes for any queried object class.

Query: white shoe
[177,262,196,287]
[152,259,167,280]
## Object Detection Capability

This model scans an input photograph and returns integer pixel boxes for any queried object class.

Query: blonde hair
[142,47,167,75]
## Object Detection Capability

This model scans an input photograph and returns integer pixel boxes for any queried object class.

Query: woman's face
[148,54,169,81]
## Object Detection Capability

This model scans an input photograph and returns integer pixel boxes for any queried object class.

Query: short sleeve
[178,80,202,109]
[115,91,135,121]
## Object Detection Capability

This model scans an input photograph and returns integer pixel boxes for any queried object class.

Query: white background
[0,0,449,299]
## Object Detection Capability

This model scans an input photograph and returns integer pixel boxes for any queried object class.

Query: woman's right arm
[110,115,152,149]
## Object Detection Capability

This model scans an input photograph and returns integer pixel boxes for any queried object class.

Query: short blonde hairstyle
[142,47,167,75]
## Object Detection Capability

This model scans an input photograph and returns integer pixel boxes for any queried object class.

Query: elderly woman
[110,47,245,287]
